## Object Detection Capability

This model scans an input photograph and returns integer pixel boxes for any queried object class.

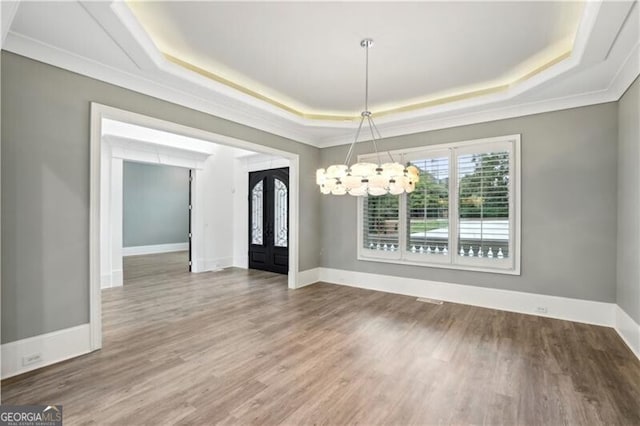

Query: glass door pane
[274,178,288,247]
[251,180,264,245]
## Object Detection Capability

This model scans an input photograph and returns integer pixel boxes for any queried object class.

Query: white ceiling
[2,1,639,147]
[127,1,584,116]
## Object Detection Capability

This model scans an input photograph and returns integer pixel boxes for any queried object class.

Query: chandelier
[316,39,419,196]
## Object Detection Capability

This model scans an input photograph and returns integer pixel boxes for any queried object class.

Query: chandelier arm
[369,118,396,163]
[366,115,383,165]
[344,114,367,166]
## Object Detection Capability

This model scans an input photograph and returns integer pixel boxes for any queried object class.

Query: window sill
[357,253,521,276]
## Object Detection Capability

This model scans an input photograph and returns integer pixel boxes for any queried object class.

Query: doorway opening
[121,161,192,283]
[90,103,301,352]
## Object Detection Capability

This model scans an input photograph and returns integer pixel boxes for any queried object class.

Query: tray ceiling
[2,1,638,147]
[127,1,584,119]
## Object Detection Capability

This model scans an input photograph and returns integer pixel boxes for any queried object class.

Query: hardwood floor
[2,253,639,425]
[123,250,190,281]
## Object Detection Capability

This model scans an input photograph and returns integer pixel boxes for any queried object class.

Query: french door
[248,167,289,274]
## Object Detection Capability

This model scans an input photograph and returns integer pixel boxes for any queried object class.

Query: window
[358,135,520,274]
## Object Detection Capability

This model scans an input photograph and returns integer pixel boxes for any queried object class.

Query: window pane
[251,180,263,245]
[274,178,288,247]
[406,157,449,255]
[363,194,400,251]
[457,151,510,259]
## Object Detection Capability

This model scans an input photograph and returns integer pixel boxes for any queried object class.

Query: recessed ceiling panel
[128,1,584,117]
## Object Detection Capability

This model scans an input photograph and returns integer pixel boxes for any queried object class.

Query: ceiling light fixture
[316,39,419,196]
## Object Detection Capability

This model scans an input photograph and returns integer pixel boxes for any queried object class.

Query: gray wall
[123,162,189,248]
[0,49,633,345]
[617,77,640,323]
[321,102,619,303]
[1,52,321,343]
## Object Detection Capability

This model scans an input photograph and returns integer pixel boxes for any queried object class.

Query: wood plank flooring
[2,252,639,425]
[123,250,190,281]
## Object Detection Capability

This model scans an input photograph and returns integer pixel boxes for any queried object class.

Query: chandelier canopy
[316,39,419,196]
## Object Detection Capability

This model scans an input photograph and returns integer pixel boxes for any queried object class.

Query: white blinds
[358,135,518,274]
[457,151,510,259]
[406,156,450,255]
[363,193,400,251]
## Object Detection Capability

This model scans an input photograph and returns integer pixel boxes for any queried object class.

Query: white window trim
[357,134,521,276]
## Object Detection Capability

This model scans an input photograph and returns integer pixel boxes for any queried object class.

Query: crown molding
[317,2,640,147]
[608,39,640,99]
[3,31,319,147]
[1,0,20,48]
[315,89,616,148]
[106,1,322,128]
[317,41,639,148]
[123,1,599,122]
[3,0,638,149]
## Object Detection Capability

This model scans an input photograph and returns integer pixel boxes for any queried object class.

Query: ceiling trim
[165,53,356,122]
[3,30,319,146]
[165,48,573,122]
[318,39,639,148]
[319,89,615,148]
[609,38,640,98]
[5,27,636,150]
[2,0,637,149]
[1,0,20,48]
[111,0,608,126]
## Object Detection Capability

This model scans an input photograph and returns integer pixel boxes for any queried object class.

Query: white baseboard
[112,269,123,287]
[192,256,233,273]
[101,269,123,289]
[1,324,93,379]
[615,306,640,360]
[101,273,112,288]
[233,256,248,269]
[318,268,615,327]
[297,268,320,288]
[122,242,188,256]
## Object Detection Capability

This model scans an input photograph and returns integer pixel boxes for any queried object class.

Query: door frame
[89,103,301,351]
